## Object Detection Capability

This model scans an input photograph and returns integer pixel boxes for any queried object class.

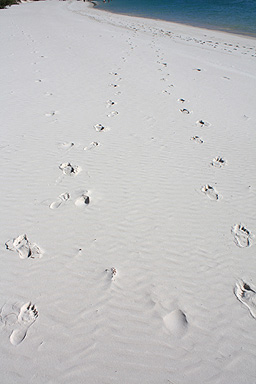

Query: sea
[96,0,256,37]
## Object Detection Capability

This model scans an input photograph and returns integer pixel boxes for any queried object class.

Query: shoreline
[88,0,256,39]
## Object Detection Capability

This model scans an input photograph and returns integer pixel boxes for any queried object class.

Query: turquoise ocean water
[96,0,256,36]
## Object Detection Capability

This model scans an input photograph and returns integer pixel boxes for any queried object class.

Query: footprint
[234,280,256,319]
[50,192,70,209]
[191,136,203,144]
[231,224,254,248]
[45,111,58,117]
[196,120,210,127]
[180,108,190,114]
[106,100,116,107]
[75,193,90,207]
[211,157,227,168]
[10,302,38,346]
[105,267,118,281]
[107,111,119,118]
[109,84,119,88]
[59,162,81,176]
[94,124,109,132]
[84,142,100,151]
[58,142,74,150]
[177,98,185,103]
[163,309,188,337]
[201,184,220,201]
[5,234,43,259]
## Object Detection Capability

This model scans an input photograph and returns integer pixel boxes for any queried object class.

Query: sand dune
[0,0,256,382]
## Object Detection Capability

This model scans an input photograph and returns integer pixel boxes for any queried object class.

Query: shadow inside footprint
[59,163,80,176]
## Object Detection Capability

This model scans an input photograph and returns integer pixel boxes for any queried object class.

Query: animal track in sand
[231,224,254,248]
[191,136,204,144]
[75,193,90,207]
[201,184,220,201]
[107,111,119,118]
[196,120,210,127]
[163,309,188,337]
[180,108,190,114]
[5,234,43,259]
[109,83,119,88]
[178,98,185,103]
[59,162,81,176]
[84,142,100,151]
[9,302,38,346]
[234,280,256,319]
[211,156,227,168]
[50,192,70,209]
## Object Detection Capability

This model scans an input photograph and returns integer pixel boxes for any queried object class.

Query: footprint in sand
[107,111,119,118]
[84,142,100,151]
[50,192,70,209]
[231,224,254,248]
[201,184,220,201]
[191,136,204,144]
[58,142,75,150]
[196,120,210,127]
[211,156,227,168]
[9,303,38,345]
[105,267,118,281]
[5,234,43,259]
[180,108,190,114]
[94,124,109,132]
[75,193,90,207]
[109,84,119,88]
[163,309,188,337]
[234,280,256,319]
[177,98,185,103]
[59,162,81,176]
[106,100,117,108]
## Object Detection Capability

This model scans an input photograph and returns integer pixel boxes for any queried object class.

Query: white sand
[1,0,256,382]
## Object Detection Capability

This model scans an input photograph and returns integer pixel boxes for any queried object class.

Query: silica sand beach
[0,0,256,383]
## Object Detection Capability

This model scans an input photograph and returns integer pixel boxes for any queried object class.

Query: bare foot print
[50,192,70,209]
[59,162,81,176]
[231,224,254,248]
[75,192,90,207]
[106,100,116,108]
[84,142,100,151]
[234,280,256,319]
[163,309,188,337]
[105,267,118,281]
[201,184,220,201]
[211,157,227,168]
[58,142,75,151]
[196,120,210,127]
[5,235,43,259]
[94,124,109,132]
[191,136,203,144]
[107,111,119,118]
[180,108,190,114]
[9,302,38,345]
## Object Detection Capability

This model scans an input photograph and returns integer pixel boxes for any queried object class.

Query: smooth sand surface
[0,1,256,382]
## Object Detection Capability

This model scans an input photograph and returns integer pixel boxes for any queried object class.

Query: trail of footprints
[2,27,255,348]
